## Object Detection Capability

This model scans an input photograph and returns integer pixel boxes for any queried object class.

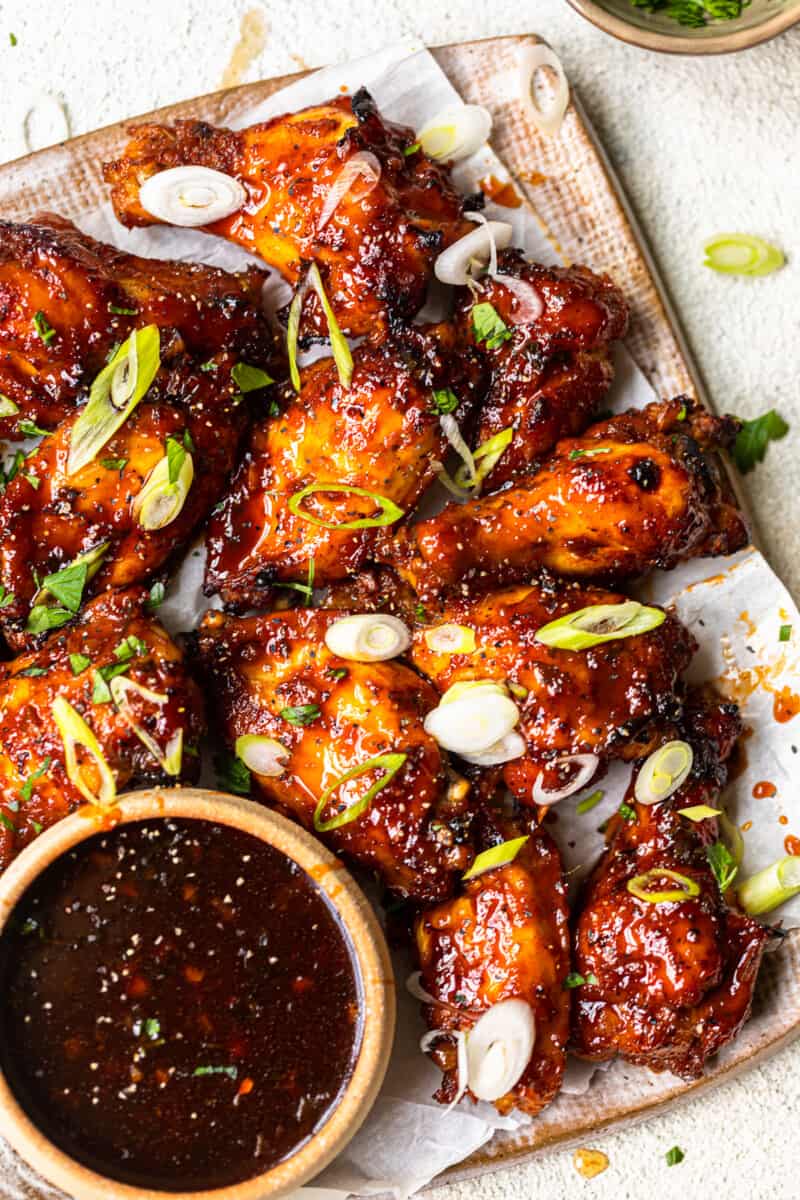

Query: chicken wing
[0,214,275,435]
[104,90,474,339]
[204,325,486,609]
[407,576,695,804]
[571,690,770,1079]
[462,251,628,485]
[0,587,204,874]
[381,397,747,600]
[0,351,248,650]
[197,607,473,901]
[416,799,571,1115]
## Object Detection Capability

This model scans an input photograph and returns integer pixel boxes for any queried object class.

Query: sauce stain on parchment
[714,632,799,724]
[752,780,777,799]
[784,835,800,856]
[573,1147,609,1178]
[221,7,268,89]
[479,174,522,208]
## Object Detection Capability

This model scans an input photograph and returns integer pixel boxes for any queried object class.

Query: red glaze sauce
[752,780,777,799]
[0,819,360,1191]
[784,835,800,856]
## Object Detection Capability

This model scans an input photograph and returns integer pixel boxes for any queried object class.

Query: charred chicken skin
[103,90,474,339]
[0,588,204,874]
[381,397,748,600]
[0,214,275,436]
[416,801,571,1115]
[407,576,695,804]
[197,607,473,902]
[463,250,629,485]
[204,325,486,609]
[571,691,770,1079]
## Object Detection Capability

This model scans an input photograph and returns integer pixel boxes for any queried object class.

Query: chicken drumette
[416,799,571,1115]
[204,324,486,609]
[0,215,276,436]
[381,397,747,600]
[571,690,770,1079]
[104,90,474,338]
[462,250,629,485]
[0,587,204,873]
[197,607,473,901]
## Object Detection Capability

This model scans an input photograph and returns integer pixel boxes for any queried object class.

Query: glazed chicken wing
[571,691,770,1079]
[204,325,486,608]
[104,90,474,339]
[416,802,571,1115]
[407,576,695,804]
[0,215,275,435]
[0,351,248,650]
[462,250,628,485]
[381,397,748,600]
[0,588,204,874]
[197,607,473,902]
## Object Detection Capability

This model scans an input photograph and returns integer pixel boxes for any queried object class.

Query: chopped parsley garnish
[0,585,13,610]
[280,704,321,726]
[706,840,738,892]
[471,302,512,350]
[665,1145,685,1166]
[268,398,280,418]
[19,757,51,803]
[618,801,636,822]
[92,671,113,705]
[631,0,748,26]
[193,1064,238,1079]
[0,812,16,832]
[32,311,56,345]
[328,667,348,681]
[165,435,187,485]
[145,580,165,611]
[69,652,91,675]
[563,972,599,989]
[431,387,459,415]
[9,32,17,45]
[733,409,789,474]
[133,1017,161,1039]
[25,605,73,635]
[16,418,49,439]
[576,789,604,815]
[41,560,89,613]
[100,457,128,472]
[414,602,427,623]
[404,141,421,156]
[779,624,792,643]
[231,362,274,393]
[114,635,148,661]
[214,751,251,797]
[199,359,218,372]
[108,302,138,316]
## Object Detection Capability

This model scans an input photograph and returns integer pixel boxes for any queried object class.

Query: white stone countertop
[0,1,798,1197]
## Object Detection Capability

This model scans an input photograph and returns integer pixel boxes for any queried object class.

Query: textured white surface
[0,1,799,1196]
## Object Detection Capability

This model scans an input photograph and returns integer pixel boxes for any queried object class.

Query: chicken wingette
[103,90,474,338]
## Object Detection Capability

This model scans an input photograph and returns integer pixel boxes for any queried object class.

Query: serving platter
[0,31,798,1197]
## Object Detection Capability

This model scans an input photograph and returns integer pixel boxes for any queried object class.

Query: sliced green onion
[51,696,116,808]
[313,752,407,832]
[634,740,694,806]
[0,394,19,418]
[439,679,508,706]
[576,788,604,815]
[235,734,289,778]
[707,840,738,893]
[738,856,800,916]
[627,868,700,904]
[703,233,784,277]
[423,623,476,655]
[162,729,183,777]
[472,301,511,350]
[108,676,180,775]
[324,614,410,662]
[678,804,721,822]
[68,326,161,475]
[507,681,528,700]
[280,704,320,726]
[33,310,56,345]
[462,835,529,881]
[134,447,194,531]
[535,600,666,651]
[308,263,353,389]
[454,426,513,491]
[718,810,744,866]
[288,483,403,531]
[286,284,304,393]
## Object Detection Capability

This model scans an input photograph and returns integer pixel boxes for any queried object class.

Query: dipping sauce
[0,819,361,1191]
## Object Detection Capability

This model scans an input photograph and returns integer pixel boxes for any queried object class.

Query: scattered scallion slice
[69,652,91,676]
[423,623,476,655]
[51,696,116,808]
[576,788,604,815]
[134,444,194,531]
[280,704,320,726]
[472,301,512,349]
[68,326,161,475]
[462,835,529,881]
[0,394,19,418]
[535,600,666,651]
[678,804,721,822]
[235,734,289,778]
[454,426,513,491]
[738,856,800,916]
[627,867,700,904]
[666,1147,685,1167]
[33,310,56,345]
[314,752,407,832]
[286,283,305,393]
[288,483,403,531]
[431,388,459,415]
[703,233,784,278]
[307,263,353,389]
[634,740,694,806]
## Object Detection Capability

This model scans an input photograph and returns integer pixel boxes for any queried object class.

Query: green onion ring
[535,600,666,651]
[313,752,407,832]
[288,483,404,530]
[627,867,700,904]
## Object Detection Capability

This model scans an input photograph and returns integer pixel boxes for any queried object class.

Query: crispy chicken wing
[0,588,204,874]
[0,350,248,650]
[571,691,769,1079]
[416,800,571,1115]
[0,215,275,435]
[104,90,474,339]
[381,397,747,600]
[204,325,486,609]
[197,607,473,901]
[407,576,695,804]
[463,251,628,485]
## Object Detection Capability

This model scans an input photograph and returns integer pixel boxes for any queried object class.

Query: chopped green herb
[563,972,599,989]
[32,311,56,345]
[576,789,604,815]
[9,32,17,45]
[0,393,19,417]
[165,435,187,486]
[92,671,113,705]
[25,605,73,635]
[231,362,274,392]
[108,302,138,316]
[328,667,348,681]
[199,359,218,372]
[0,585,13,610]
[0,812,16,832]
[431,387,459,415]
[144,1018,161,1039]
[471,302,512,350]
[17,666,47,677]
[30,820,43,834]
[100,457,128,472]
[19,757,52,804]
[733,410,789,474]
[16,418,49,439]
[145,580,166,612]
[707,840,738,892]
[69,652,91,675]
[214,751,251,796]
[677,403,687,420]
[779,624,792,643]
[619,801,636,822]
[414,602,427,623]
[193,1065,238,1079]
[404,142,421,156]
[665,1146,685,1166]
[268,398,280,417]
[39,560,88,614]
[183,429,195,452]
[22,472,40,489]
[114,635,147,661]
[280,704,321,726]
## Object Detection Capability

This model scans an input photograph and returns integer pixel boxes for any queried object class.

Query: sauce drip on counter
[0,819,360,1191]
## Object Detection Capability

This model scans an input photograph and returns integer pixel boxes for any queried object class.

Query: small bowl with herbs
[567,0,800,53]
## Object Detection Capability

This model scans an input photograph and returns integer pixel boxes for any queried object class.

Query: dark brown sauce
[0,819,360,1192]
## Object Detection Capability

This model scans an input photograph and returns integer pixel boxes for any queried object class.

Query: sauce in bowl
[0,818,361,1192]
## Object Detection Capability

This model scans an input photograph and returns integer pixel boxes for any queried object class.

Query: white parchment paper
[3,39,799,1200]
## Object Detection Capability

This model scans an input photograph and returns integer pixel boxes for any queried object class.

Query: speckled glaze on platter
[0,32,796,1197]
